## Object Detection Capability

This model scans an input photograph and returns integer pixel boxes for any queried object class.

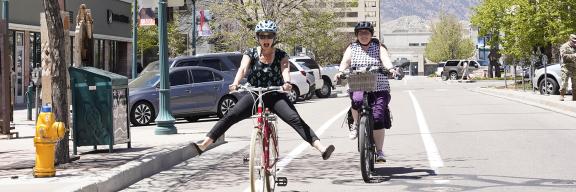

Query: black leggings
[207,92,320,144]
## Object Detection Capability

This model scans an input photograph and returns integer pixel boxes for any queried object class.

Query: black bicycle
[340,66,389,183]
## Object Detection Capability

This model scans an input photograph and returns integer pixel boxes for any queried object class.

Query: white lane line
[408,91,444,171]
[243,108,349,192]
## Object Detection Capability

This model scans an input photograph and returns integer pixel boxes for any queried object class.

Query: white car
[289,56,332,98]
[435,62,446,76]
[322,64,340,86]
[287,61,310,103]
[532,63,572,95]
[295,62,317,100]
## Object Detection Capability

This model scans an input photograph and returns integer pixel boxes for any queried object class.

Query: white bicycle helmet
[255,20,278,34]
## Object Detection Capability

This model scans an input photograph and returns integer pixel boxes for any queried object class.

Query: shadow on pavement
[123,145,252,191]
[80,147,152,155]
[372,166,436,181]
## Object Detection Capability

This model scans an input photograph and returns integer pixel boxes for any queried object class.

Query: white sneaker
[376,151,386,163]
[348,124,358,140]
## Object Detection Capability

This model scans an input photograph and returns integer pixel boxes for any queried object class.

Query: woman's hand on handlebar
[282,82,292,92]
[335,72,344,80]
[228,84,239,93]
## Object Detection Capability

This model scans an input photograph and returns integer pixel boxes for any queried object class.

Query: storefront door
[14,31,24,104]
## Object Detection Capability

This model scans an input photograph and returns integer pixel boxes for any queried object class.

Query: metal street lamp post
[154,0,177,135]
[192,0,196,56]
[132,0,138,79]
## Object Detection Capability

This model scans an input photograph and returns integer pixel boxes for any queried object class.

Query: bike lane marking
[408,91,445,172]
[242,108,349,192]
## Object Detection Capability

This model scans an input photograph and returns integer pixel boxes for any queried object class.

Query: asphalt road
[123,77,576,192]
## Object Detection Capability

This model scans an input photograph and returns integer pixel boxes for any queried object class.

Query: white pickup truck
[321,64,341,88]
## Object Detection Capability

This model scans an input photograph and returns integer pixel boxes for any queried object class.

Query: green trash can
[69,66,131,155]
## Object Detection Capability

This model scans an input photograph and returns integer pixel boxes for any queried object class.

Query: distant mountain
[381,16,431,33]
[380,0,481,22]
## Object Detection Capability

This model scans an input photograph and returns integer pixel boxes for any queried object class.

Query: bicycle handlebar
[237,85,284,94]
[339,66,390,79]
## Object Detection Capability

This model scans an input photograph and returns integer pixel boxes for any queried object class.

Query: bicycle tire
[359,115,373,183]
[249,128,272,192]
[268,123,279,191]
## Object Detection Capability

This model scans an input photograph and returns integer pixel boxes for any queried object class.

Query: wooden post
[40,14,52,105]
[42,0,70,164]
[73,4,93,67]
[0,19,11,136]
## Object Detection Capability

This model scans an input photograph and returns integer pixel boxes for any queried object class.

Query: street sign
[197,23,212,37]
[139,0,185,9]
[197,10,212,37]
[139,8,156,26]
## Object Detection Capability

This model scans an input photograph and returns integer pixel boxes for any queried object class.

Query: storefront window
[30,32,41,69]
[14,31,25,103]
[94,39,102,68]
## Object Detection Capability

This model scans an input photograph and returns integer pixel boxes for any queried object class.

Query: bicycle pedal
[276,177,288,186]
[242,155,249,165]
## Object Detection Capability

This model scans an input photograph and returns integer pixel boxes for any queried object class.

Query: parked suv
[140,52,243,78]
[441,60,480,80]
[532,63,572,95]
[289,56,331,98]
[287,61,311,103]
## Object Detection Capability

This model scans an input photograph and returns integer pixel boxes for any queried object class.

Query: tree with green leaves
[290,10,351,65]
[470,0,514,77]
[207,0,348,65]
[472,0,576,76]
[425,13,475,63]
[137,13,188,61]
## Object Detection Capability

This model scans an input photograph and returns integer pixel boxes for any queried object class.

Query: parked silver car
[128,66,245,126]
[532,63,572,95]
[441,60,480,80]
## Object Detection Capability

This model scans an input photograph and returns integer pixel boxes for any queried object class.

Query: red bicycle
[238,85,288,192]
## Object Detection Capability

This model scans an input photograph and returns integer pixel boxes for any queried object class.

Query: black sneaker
[322,145,335,160]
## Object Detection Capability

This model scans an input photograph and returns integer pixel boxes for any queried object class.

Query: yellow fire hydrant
[34,105,66,177]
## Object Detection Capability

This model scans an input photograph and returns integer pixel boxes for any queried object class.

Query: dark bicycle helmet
[354,21,374,36]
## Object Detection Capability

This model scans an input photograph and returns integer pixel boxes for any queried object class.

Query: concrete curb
[471,88,576,118]
[76,136,226,192]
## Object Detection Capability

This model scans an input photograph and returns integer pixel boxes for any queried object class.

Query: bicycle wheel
[249,128,272,192]
[268,123,279,191]
[358,115,373,183]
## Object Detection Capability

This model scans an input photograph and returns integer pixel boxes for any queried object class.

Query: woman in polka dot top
[336,21,396,163]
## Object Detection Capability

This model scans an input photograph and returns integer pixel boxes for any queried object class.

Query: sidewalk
[471,87,576,118]
[0,109,224,192]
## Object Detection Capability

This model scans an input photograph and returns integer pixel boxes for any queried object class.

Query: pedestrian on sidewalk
[461,61,470,80]
[559,34,576,101]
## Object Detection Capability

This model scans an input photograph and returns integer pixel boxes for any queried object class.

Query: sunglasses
[258,34,275,40]
[357,30,372,36]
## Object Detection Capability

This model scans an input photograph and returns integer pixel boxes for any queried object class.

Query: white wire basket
[347,73,377,92]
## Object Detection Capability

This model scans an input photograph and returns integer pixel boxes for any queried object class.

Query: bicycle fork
[260,104,288,187]
[361,93,376,151]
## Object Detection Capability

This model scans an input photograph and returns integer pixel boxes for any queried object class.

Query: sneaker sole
[323,145,335,160]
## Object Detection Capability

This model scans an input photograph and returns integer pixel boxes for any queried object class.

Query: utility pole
[191,0,196,56]
[132,0,138,79]
[0,0,11,137]
[154,0,176,135]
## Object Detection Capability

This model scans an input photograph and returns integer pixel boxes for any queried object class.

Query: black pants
[207,92,320,144]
